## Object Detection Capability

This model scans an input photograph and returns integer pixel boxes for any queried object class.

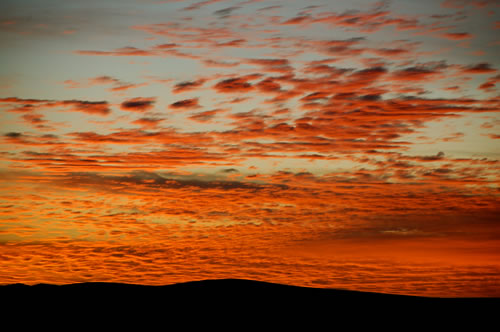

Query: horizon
[0,0,499,297]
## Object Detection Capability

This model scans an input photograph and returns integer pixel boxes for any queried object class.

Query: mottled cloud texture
[0,0,499,297]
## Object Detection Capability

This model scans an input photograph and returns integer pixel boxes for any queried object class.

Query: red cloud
[131,23,238,53]
[391,67,440,81]
[281,15,311,25]
[300,92,330,101]
[3,132,66,147]
[77,46,155,56]
[216,39,247,47]
[441,0,498,8]
[21,113,46,125]
[350,66,388,81]
[461,63,497,74]
[317,38,366,56]
[89,76,147,92]
[182,0,224,11]
[214,77,254,93]
[77,45,199,60]
[172,79,206,93]
[120,97,156,112]
[62,100,111,115]
[0,97,111,115]
[478,74,500,91]
[289,9,422,33]
[189,109,225,123]
[131,117,164,128]
[169,98,201,110]
[440,32,473,40]
[154,43,179,49]
[64,76,146,92]
[255,78,282,93]
[203,59,240,68]
[245,58,293,73]
[370,48,410,57]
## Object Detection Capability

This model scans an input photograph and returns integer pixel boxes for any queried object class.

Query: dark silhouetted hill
[2,279,497,323]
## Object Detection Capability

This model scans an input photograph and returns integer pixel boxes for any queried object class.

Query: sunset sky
[1,0,499,297]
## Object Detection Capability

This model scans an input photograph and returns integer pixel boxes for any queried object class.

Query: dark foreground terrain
[2,279,497,322]
[3,278,497,304]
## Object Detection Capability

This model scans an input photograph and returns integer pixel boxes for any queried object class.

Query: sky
[0,0,499,297]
